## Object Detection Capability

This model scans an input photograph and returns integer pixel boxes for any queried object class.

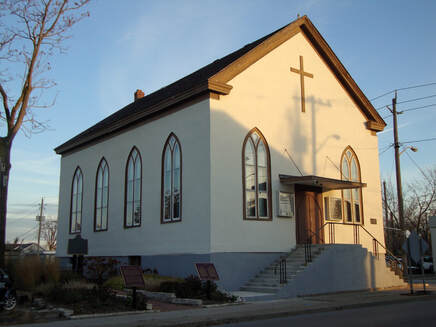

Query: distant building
[5,243,45,257]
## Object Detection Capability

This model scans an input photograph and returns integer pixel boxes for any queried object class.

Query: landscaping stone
[57,307,74,318]
[170,298,203,306]
[32,297,46,309]
[136,289,176,300]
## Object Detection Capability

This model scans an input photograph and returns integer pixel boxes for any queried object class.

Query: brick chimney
[134,89,145,101]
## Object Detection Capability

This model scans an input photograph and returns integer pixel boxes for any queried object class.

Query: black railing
[304,238,312,264]
[302,222,403,278]
[274,256,288,284]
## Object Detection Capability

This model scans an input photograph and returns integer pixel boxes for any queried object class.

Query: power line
[371,90,395,102]
[379,144,393,156]
[404,151,431,184]
[382,103,436,119]
[397,94,436,105]
[376,94,436,110]
[402,137,436,144]
[14,226,39,240]
[370,82,436,101]
[402,103,436,113]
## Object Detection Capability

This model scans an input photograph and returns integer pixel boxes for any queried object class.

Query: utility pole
[392,91,405,233]
[37,197,44,255]
[383,181,389,249]
[392,91,409,281]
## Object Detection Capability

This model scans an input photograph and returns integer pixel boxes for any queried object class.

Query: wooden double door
[295,186,324,244]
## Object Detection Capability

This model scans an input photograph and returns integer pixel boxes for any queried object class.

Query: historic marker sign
[120,265,145,289]
[195,263,219,281]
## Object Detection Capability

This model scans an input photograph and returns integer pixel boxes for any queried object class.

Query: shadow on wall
[212,90,339,181]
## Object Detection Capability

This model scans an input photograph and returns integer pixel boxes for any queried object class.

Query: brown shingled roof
[55,16,385,155]
[54,24,285,155]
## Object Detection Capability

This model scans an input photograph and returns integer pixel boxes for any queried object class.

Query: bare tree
[0,0,90,267]
[384,167,436,255]
[41,220,57,250]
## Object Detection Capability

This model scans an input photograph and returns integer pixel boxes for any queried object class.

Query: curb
[155,292,436,327]
[70,309,157,320]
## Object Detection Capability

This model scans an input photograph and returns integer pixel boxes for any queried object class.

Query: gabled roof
[55,16,386,155]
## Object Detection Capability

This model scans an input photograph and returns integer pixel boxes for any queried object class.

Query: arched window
[341,147,363,224]
[242,128,272,220]
[161,133,182,223]
[70,167,83,234]
[94,158,109,231]
[125,147,142,227]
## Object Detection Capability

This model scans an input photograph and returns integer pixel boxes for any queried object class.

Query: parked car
[0,268,17,311]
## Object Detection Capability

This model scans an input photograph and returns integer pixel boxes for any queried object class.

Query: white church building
[55,16,403,293]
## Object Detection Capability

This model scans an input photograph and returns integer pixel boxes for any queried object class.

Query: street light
[400,146,418,156]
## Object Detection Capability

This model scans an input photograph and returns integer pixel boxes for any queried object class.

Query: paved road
[216,299,436,327]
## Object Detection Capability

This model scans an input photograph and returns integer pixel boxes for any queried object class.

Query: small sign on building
[277,191,295,218]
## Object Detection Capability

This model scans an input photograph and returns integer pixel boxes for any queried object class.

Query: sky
[5,0,436,243]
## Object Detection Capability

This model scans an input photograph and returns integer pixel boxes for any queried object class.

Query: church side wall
[56,99,211,260]
[210,32,384,254]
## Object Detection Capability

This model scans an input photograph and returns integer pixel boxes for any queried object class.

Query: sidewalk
[12,284,436,327]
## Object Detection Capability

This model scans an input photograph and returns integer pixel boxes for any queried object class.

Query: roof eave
[54,80,232,155]
[211,15,386,132]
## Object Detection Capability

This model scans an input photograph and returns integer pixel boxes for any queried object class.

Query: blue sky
[6,0,436,242]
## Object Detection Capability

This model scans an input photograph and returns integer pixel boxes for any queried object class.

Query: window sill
[161,218,182,224]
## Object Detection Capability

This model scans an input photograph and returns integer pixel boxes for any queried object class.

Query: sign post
[67,235,88,276]
[120,265,145,308]
[402,230,429,294]
[195,263,219,300]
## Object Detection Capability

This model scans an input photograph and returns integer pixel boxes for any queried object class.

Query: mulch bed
[0,298,198,325]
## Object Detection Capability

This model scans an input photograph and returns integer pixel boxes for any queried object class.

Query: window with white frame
[95,158,109,231]
[161,133,182,223]
[341,147,363,224]
[70,167,83,234]
[125,147,142,227]
[242,128,272,220]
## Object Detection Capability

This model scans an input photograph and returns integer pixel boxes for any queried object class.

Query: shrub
[6,256,60,291]
[104,272,183,292]
[103,275,124,290]
[59,270,84,283]
[41,259,60,284]
[159,275,236,302]
[86,257,119,285]
[33,282,57,298]
[159,281,179,293]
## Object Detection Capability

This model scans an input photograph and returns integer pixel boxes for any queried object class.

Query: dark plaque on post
[67,235,88,255]
[67,235,88,276]
[195,263,219,300]
[120,265,145,288]
[195,263,219,281]
[120,265,145,308]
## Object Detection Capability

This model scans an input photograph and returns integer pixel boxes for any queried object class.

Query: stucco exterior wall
[210,32,384,253]
[57,99,211,257]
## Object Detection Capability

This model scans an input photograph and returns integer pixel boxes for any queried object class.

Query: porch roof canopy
[279,174,367,191]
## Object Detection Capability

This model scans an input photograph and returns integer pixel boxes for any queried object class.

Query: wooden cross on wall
[290,56,314,113]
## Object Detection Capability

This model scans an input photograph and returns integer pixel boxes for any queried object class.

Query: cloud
[12,151,59,177]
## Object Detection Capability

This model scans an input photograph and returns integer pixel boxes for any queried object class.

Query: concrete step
[245,281,281,288]
[256,271,300,279]
[240,285,282,293]
[264,265,304,273]
[240,245,327,294]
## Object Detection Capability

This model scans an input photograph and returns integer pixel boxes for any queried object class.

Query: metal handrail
[274,256,288,284]
[302,222,403,274]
